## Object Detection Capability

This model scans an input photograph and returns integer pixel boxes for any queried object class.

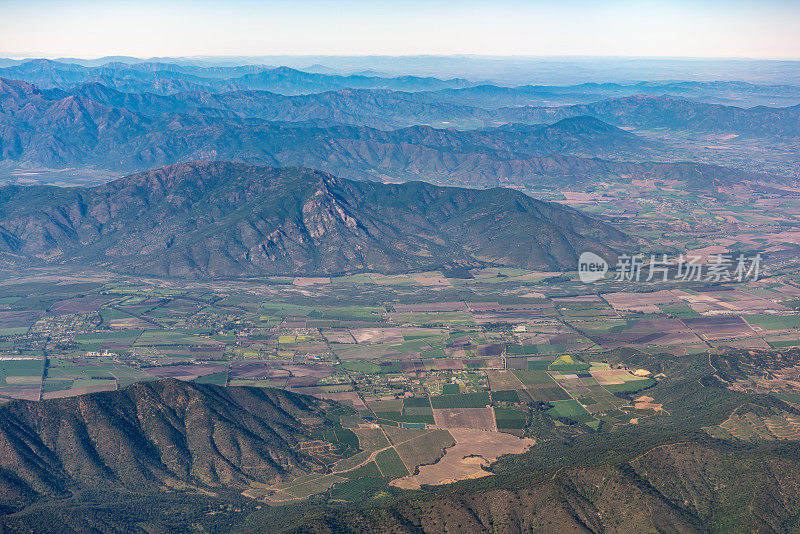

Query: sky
[1,0,799,59]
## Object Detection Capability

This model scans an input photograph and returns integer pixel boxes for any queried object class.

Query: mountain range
[4,58,800,107]
[0,59,471,95]
[26,75,800,136]
[0,161,627,278]
[0,78,775,188]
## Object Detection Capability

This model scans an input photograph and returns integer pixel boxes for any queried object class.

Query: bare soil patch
[432,407,497,430]
[391,429,534,489]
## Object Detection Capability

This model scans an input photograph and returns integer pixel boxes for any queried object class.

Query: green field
[135,330,211,346]
[441,383,460,394]
[512,370,556,385]
[0,327,30,336]
[194,372,227,385]
[547,399,590,419]
[603,378,656,393]
[343,461,382,479]
[404,396,432,408]
[394,429,455,468]
[494,406,526,429]
[744,315,800,331]
[767,339,800,348]
[549,354,590,371]
[374,448,409,478]
[430,391,491,409]
[527,358,554,370]
[0,359,44,378]
[323,427,360,451]
[491,390,520,403]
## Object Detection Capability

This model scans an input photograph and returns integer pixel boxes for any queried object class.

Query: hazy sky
[1,0,799,59]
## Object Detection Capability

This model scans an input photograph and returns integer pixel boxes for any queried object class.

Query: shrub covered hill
[0,379,352,512]
[0,161,628,278]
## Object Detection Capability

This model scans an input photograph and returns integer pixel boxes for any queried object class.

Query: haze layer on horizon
[1,0,799,60]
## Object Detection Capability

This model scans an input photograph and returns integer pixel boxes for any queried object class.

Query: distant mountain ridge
[0,78,775,189]
[4,58,800,106]
[497,94,800,138]
[417,80,800,108]
[0,161,628,277]
[0,59,471,95]
[38,78,800,135]
[52,82,491,129]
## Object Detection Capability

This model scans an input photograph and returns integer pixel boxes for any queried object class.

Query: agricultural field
[3,256,800,502]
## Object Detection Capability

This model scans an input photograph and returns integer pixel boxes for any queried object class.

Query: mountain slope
[486,116,651,157]
[288,442,800,533]
[0,77,150,165]
[0,161,628,277]
[0,379,346,513]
